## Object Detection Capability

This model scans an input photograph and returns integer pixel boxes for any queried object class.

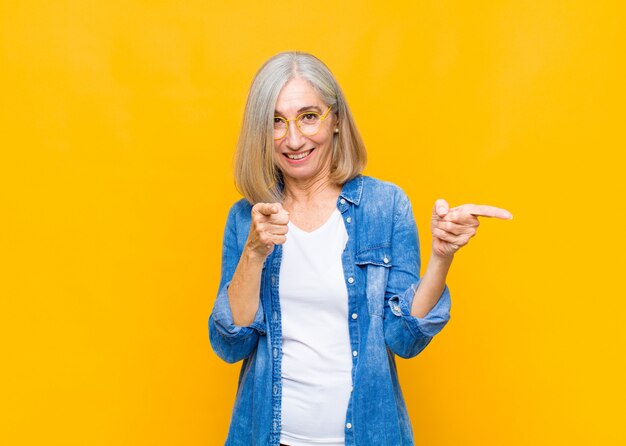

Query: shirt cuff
[211,281,266,339]
[388,280,451,338]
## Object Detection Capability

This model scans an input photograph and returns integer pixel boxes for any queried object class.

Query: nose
[284,121,306,150]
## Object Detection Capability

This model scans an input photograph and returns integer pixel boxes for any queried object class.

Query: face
[273,77,337,185]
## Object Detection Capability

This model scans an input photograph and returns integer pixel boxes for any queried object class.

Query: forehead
[275,77,324,113]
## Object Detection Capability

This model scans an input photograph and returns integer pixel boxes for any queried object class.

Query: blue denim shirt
[209,175,451,446]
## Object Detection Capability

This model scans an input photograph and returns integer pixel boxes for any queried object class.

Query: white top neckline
[287,208,341,237]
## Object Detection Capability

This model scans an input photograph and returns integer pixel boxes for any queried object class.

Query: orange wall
[2,1,624,444]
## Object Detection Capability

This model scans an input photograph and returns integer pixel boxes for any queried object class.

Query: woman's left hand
[430,199,512,259]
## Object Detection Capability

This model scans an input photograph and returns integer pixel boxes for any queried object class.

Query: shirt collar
[339,174,363,206]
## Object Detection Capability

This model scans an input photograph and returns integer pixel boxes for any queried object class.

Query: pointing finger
[454,204,513,220]
[255,202,283,216]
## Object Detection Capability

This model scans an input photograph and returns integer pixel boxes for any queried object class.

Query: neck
[282,173,340,207]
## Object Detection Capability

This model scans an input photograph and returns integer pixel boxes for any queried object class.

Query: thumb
[434,199,449,218]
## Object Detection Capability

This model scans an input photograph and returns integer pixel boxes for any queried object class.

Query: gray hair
[234,51,367,204]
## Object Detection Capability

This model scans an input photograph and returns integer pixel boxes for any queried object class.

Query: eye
[300,113,319,123]
[273,117,286,126]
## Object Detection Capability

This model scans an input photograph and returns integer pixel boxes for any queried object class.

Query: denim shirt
[209,175,451,446]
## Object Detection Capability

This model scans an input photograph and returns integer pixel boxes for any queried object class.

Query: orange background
[1,1,624,445]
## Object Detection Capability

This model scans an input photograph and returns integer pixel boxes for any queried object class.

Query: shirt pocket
[355,246,392,317]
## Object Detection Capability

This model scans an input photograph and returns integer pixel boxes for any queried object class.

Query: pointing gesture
[431,199,512,258]
[246,202,290,259]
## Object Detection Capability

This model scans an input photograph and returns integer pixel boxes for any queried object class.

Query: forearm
[410,253,453,318]
[227,249,265,326]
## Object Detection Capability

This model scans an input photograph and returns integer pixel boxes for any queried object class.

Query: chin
[282,168,316,181]
[275,153,331,183]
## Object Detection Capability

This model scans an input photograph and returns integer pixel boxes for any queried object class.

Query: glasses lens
[273,117,288,139]
[297,112,322,136]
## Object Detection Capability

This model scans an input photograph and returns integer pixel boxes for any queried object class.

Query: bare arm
[228,250,266,326]
[411,254,453,318]
[228,202,289,326]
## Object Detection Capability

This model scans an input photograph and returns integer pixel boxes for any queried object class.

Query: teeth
[287,149,312,160]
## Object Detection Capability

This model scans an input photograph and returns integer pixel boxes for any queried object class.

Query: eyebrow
[274,105,322,116]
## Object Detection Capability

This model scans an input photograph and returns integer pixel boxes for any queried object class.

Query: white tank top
[279,208,352,446]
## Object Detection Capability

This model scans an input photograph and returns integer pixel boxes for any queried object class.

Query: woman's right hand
[245,202,290,260]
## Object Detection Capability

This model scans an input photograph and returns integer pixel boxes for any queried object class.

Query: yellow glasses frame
[273,105,333,140]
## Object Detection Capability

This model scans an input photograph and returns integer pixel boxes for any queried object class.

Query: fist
[246,202,290,259]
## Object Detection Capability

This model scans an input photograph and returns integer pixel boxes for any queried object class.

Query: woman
[209,51,511,446]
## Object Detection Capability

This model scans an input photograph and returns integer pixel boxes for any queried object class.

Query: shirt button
[352,350,358,357]
[346,422,352,429]
[383,257,389,264]
[347,277,354,284]
[271,276,275,285]
[346,216,352,223]
[273,420,277,431]
[273,384,278,395]
[351,313,358,320]
[273,348,278,358]
[273,311,278,321]
[340,198,346,204]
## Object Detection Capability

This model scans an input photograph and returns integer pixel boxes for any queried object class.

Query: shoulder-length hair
[233,51,367,204]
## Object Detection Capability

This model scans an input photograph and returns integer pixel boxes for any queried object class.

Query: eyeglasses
[273,105,333,140]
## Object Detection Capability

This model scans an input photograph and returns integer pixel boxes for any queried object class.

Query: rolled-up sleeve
[209,202,266,364]
[387,282,451,356]
[383,190,452,359]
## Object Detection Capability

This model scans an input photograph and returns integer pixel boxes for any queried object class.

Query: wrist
[430,250,454,267]
[243,245,269,264]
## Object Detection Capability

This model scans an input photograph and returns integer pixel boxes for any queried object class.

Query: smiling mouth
[284,148,314,160]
